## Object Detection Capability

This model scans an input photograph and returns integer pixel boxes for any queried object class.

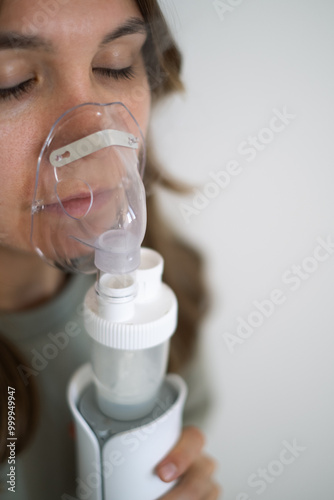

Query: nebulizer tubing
[31,102,188,499]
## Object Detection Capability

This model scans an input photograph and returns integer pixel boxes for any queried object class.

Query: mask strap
[50,129,138,168]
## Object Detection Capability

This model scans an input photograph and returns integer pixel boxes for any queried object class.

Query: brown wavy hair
[0,0,208,464]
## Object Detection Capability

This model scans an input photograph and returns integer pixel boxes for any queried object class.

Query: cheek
[0,115,45,249]
[138,90,151,137]
[117,76,152,139]
[0,119,42,204]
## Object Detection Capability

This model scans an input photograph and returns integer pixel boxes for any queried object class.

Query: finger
[159,482,222,500]
[177,455,217,498]
[156,426,205,482]
[206,484,223,500]
[159,455,218,500]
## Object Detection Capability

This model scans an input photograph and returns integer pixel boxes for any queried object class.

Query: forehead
[0,0,142,35]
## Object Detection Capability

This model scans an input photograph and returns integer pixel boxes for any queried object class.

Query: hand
[156,426,221,499]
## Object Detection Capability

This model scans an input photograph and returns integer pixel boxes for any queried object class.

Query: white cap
[84,248,178,350]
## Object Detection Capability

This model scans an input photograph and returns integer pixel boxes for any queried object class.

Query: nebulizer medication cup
[31,102,187,499]
[87,248,173,421]
[91,339,170,421]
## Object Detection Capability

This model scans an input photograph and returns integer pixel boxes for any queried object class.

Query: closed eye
[0,78,35,101]
[93,66,135,81]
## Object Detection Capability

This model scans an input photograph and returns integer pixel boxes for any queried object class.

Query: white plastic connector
[96,273,137,322]
[84,247,177,350]
[136,248,163,303]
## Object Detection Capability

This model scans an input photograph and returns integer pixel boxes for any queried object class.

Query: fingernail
[159,463,178,482]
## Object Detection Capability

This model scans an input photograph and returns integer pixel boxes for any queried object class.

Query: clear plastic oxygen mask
[31,102,174,420]
[31,101,146,277]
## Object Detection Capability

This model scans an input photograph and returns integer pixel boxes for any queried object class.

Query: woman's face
[0,0,151,254]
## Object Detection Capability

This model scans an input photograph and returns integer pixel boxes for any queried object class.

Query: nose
[43,72,116,135]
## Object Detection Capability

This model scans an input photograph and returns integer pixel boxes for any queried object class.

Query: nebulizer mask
[31,101,146,274]
[31,102,187,500]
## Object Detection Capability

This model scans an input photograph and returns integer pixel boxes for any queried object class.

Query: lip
[43,189,112,218]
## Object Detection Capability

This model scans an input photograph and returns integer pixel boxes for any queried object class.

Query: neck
[0,247,67,312]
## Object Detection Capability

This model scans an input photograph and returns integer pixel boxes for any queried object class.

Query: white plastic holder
[67,364,188,500]
[67,248,188,499]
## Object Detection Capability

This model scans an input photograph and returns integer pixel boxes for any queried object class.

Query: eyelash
[94,66,136,81]
[0,66,136,102]
[0,79,35,101]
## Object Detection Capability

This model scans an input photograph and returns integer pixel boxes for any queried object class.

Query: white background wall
[152,1,334,499]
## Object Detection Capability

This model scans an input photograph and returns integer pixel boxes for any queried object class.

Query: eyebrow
[0,32,53,51]
[100,17,147,46]
[0,17,147,52]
